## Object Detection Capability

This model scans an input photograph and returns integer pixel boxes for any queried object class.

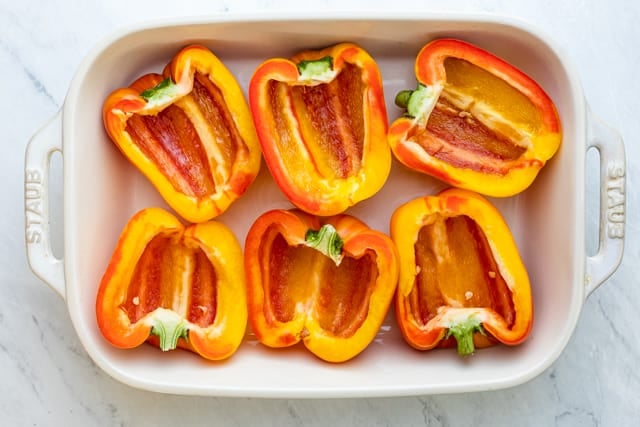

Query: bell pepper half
[390,188,533,356]
[245,209,398,362]
[248,43,391,216]
[389,38,562,197]
[96,207,247,361]
[103,44,261,223]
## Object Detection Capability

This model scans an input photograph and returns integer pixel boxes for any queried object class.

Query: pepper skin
[96,208,247,361]
[249,43,390,216]
[390,188,533,356]
[103,45,261,223]
[245,209,398,362]
[389,38,562,197]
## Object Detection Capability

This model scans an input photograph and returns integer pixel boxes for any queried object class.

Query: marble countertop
[3,0,638,425]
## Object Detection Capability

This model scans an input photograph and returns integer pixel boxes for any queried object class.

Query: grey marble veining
[2,0,638,425]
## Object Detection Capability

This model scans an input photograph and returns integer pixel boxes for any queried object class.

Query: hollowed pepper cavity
[388,38,562,197]
[245,209,399,362]
[248,43,391,216]
[96,208,247,361]
[390,188,533,356]
[102,44,261,223]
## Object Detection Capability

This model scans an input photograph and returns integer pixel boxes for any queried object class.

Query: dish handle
[585,108,626,298]
[24,110,65,299]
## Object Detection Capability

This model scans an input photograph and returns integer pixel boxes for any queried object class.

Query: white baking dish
[24,14,626,398]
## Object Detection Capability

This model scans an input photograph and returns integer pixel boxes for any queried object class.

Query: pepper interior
[267,63,365,179]
[125,72,244,197]
[121,233,218,328]
[410,214,515,328]
[412,58,544,174]
[261,227,377,338]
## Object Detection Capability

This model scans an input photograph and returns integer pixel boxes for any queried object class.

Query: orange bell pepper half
[390,188,533,356]
[248,43,391,216]
[103,45,261,223]
[389,39,562,197]
[96,208,247,361]
[245,209,398,362]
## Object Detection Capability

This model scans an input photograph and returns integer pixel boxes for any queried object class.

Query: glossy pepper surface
[249,43,390,216]
[245,209,398,362]
[389,38,562,197]
[96,208,247,361]
[103,45,261,223]
[390,188,533,356]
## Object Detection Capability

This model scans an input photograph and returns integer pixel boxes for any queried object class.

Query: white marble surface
[3,0,638,425]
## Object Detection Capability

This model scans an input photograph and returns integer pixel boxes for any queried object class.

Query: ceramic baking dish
[24,14,626,398]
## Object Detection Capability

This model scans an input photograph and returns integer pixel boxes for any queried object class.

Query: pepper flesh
[249,43,391,216]
[389,38,562,197]
[390,188,533,356]
[103,44,261,223]
[96,208,247,361]
[245,209,399,362]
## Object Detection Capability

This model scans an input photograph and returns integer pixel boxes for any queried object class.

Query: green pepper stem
[394,84,439,120]
[394,90,414,109]
[139,78,181,108]
[297,56,334,81]
[305,224,344,266]
[445,315,486,357]
[150,309,189,351]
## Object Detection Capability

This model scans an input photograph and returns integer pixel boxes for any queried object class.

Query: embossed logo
[25,169,43,244]
[606,161,625,239]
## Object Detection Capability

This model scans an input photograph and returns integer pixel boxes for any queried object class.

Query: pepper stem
[150,309,189,351]
[305,224,344,266]
[394,90,414,109]
[297,56,335,82]
[394,84,439,119]
[139,78,181,108]
[445,315,486,357]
